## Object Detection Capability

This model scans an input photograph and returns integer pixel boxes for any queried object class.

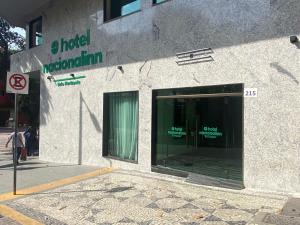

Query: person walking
[5,131,24,165]
[24,127,35,156]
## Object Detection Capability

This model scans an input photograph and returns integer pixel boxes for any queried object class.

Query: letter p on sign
[6,72,29,95]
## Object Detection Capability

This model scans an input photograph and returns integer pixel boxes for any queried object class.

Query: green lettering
[68,58,75,69]
[68,39,75,50]
[87,54,95,65]
[62,60,69,70]
[80,35,87,46]
[87,29,90,45]
[43,65,49,73]
[61,38,68,52]
[94,52,102,64]
[74,34,80,48]
[49,63,55,72]
[75,56,82,67]
[81,51,87,66]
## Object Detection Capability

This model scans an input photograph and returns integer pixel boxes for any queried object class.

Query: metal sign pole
[13,93,18,195]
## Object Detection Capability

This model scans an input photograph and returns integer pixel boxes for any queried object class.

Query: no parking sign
[6,72,29,95]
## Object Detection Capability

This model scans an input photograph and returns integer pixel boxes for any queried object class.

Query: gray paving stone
[183,198,195,202]
[138,220,153,225]
[91,208,104,215]
[118,217,136,223]
[86,216,96,223]
[263,213,300,225]
[242,208,258,214]
[180,222,200,225]
[117,197,129,202]
[221,204,237,209]
[146,202,159,209]
[203,208,216,214]
[227,221,247,225]
[181,203,199,209]
[203,215,223,221]
[162,208,175,213]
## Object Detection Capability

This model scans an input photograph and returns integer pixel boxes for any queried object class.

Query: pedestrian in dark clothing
[24,127,35,156]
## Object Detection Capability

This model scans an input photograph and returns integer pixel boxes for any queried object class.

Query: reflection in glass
[154,84,243,181]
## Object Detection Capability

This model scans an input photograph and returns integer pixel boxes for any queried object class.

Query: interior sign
[168,127,186,138]
[244,88,257,97]
[199,126,222,139]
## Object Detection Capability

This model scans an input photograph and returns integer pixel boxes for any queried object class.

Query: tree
[0,17,26,126]
[0,17,25,83]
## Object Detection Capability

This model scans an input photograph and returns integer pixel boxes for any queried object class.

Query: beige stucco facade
[9,0,300,194]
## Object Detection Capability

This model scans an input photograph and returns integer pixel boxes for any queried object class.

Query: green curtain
[108,92,138,161]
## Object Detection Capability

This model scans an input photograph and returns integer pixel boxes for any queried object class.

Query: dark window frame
[103,0,141,23]
[29,16,43,49]
[102,90,139,163]
[151,83,245,185]
[152,0,171,6]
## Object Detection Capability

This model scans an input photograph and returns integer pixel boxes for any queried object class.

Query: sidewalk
[0,127,101,194]
[1,170,289,225]
[0,128,293,225]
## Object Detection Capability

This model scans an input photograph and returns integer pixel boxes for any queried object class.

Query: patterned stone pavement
[3,170,287,225]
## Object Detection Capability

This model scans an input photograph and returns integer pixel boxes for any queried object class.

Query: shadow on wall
[270,62,299,85]
[39,75,53,126]
[14,0,300,128]
[78,92,102,164]
[42,0,300,77]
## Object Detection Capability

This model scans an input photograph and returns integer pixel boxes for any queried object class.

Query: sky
[11,27,26,38]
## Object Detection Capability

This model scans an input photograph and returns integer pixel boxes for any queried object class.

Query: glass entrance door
[153,84,243,182]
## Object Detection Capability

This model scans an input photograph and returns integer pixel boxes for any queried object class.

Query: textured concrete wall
[10,0,300,193]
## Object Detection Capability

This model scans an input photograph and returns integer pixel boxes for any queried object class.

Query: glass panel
[122,0,141,16]
[106,92,138,161]
[154,84,243,181]
[105,0,140,21]
[154,0,168,4]
[30,18,43,48]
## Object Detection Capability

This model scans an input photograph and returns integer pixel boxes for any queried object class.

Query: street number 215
[244,88,257,97]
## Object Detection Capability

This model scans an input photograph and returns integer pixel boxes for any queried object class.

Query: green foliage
[0,17,25,84]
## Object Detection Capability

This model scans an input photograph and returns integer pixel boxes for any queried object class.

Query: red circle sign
[9,74,27,91]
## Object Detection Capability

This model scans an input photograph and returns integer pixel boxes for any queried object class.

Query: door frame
[151,83,245,188]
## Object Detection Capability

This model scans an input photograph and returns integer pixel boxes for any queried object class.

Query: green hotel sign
[43,29,103,73]
[168,127,186,138]
[199,126,223,139]
[54,75,86,87]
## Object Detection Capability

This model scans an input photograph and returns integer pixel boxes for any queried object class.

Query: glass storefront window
[103,91,139,161]
[152,84,243,182]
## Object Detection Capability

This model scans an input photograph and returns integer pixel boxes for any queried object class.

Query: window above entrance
[104,0,141,22]
[29,17,43,49]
